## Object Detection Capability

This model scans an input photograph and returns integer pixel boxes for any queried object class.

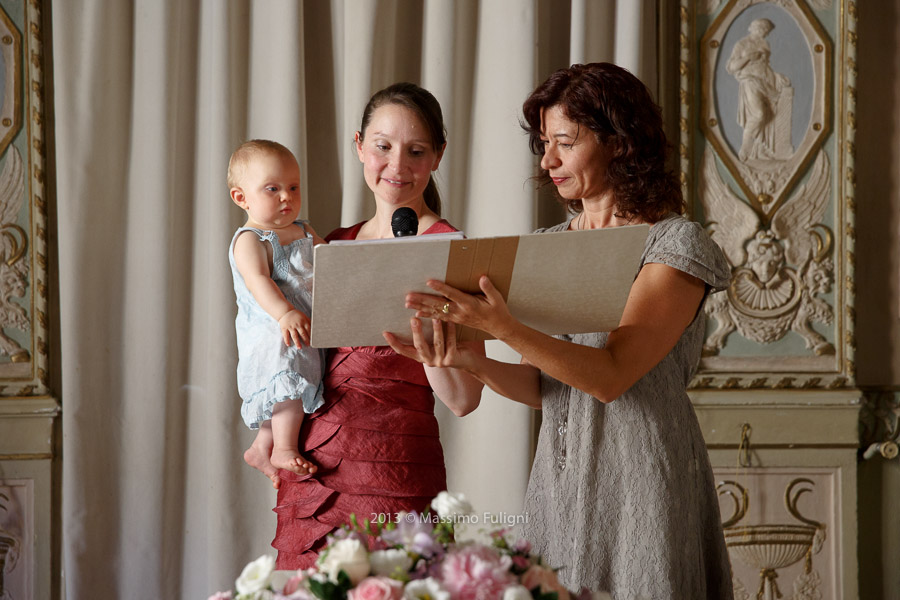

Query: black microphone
[391,207,418,237]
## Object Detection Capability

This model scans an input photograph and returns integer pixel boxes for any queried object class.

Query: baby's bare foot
[270,447,318,476]
[244,445,281,489]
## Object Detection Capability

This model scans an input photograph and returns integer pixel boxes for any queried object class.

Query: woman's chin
[376,190,421,206]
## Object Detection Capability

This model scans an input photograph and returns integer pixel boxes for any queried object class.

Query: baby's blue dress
[228,221,325,430]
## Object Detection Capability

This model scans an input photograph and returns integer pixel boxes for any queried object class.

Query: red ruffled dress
[273,219,458,569]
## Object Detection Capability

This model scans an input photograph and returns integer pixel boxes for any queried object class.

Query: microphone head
[391,207,418,237]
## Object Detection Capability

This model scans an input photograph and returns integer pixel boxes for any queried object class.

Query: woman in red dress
[272,83,485,569]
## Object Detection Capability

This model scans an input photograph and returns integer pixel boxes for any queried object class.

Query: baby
[227,139,325,488]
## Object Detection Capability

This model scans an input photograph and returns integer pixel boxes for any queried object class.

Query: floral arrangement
[209,491,610,600]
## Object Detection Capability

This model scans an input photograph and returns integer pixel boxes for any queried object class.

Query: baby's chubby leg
[269,398,317,476]
[244,423,281,489]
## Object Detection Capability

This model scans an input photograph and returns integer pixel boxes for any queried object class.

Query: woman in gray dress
[384,63,735,599]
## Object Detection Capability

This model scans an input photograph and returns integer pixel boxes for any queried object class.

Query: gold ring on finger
[441,302,451,314]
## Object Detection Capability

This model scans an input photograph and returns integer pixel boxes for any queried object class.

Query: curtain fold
[54,2,657,597]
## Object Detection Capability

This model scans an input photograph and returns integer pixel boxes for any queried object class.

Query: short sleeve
[643,216,731,292]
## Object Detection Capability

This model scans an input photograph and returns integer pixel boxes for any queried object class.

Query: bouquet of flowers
[208,491,610,600]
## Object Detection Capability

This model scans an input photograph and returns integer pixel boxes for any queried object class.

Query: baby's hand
[279,309,311,348]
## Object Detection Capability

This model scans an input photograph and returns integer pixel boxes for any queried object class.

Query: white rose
[403,577,451,600]
[317,538,370,585]
[431,491,474,519]
[235,555,275,595]
[502,585,533,600]
[369,548,413,577]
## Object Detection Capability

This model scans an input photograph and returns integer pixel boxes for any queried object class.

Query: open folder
[310,224,650,348]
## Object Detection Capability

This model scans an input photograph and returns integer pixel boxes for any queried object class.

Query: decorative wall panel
[675,1,861,597]
[0,0,58,599]
[681,0,856,389]
[0,0,51,398]
[716,469,838,600]
[693,388,860,598]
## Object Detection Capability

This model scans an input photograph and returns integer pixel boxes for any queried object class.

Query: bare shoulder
[233,229,265,255]
[232,230,273,276]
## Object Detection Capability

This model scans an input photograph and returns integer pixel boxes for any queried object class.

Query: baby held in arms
[226,139,326,489]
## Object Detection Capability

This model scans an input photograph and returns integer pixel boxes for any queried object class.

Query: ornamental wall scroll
[0,0,50,397]
[681,0,856,389]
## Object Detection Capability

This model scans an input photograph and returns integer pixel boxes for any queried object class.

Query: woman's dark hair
[357,82,447,216]
[522,62,684,222]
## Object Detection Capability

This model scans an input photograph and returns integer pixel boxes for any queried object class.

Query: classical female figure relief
[0,147,28,364]
[701,0,830,227]
[727,18,794,163]
[700,148,834,355]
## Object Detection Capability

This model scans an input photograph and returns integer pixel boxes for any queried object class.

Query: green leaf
[308,578,330,600]
[308,571,352,600]
[337,570,352,589]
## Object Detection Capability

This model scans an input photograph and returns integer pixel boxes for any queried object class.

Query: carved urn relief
[718,477,828,600]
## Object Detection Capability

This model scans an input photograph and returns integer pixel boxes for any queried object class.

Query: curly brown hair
[522,62,684,222]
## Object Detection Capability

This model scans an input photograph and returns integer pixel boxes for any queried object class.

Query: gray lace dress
[520,214,734,600]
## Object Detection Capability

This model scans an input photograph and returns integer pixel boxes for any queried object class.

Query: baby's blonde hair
[227,139,296,189]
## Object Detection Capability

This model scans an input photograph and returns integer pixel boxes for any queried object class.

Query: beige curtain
[53,1,658,597]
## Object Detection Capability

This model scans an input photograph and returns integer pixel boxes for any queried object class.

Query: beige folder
[310,224,650,348]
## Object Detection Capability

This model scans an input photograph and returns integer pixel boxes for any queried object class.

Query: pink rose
[347,576,404,600]
[281,574,305,595]
[440,545,516,600]
[207,593,232,600]
[521,565,570,600]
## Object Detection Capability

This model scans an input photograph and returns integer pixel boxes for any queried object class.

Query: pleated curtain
[53,1,658,597]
